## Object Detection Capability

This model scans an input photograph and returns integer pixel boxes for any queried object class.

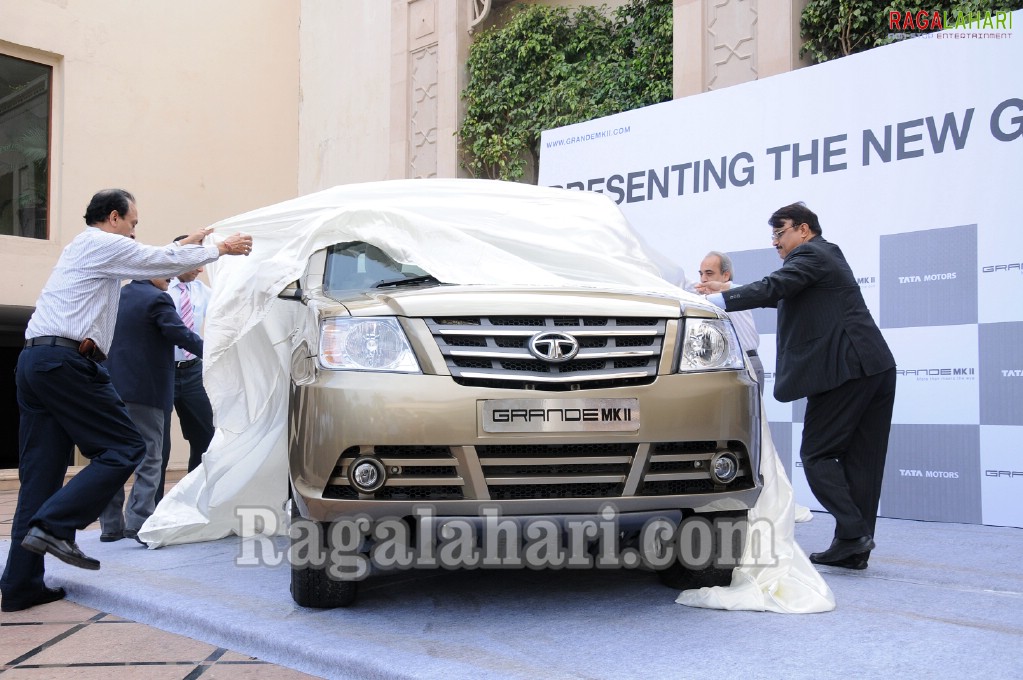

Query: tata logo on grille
[528,332,580,362]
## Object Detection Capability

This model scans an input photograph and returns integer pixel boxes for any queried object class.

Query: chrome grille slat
[377,458,458,467]
[383,477,464,487]
[447,348,657,360]
[456,370,653,383]
[480,456,633,466]
[437,328,660,337]
[487,475,626,485]
[644,471,721,482]
[327,476,464,487]
[649,453,715,463]
[427,316,666,391]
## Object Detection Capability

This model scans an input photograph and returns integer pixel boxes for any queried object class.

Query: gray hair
[706,250,733,280]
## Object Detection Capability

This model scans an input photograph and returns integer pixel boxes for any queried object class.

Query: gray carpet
[3,514,1021,679]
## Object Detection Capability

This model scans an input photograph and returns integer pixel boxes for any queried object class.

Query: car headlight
[678,318,745,372]
[319,317,421,372]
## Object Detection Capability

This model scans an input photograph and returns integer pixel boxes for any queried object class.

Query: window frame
[0,49,54,241]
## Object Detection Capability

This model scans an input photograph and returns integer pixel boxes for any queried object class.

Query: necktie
[178,283,195,360]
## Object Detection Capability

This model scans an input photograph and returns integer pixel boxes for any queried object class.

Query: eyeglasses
[770,226,794,241]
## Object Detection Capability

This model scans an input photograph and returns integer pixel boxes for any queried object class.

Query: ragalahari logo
[888,9,1014,41]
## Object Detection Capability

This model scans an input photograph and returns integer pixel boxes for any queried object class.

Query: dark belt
[746,350,758,357]
[176,357,201,369]
[25,335,107,363]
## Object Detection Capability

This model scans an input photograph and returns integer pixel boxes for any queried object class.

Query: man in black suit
[99,277,204,543]
[697,202,896,569]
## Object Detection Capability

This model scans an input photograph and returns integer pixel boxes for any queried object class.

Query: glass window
[0,54,51,239]
[324,242,430,294]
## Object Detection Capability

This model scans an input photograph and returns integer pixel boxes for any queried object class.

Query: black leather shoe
[100,531,123,542]
[810,536,875,565]
[1,586,67,612]
[812,550,870,569]
[21,526,101,570]
[124,528,146,547]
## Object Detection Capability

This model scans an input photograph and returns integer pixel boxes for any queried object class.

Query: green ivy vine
[458,0,672,182]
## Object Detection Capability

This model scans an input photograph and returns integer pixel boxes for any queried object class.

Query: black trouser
[800,368,897,540]
[157,360,214,502]
[1,346,145,600]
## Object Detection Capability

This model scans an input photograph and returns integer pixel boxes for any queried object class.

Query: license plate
[482,398,640,433]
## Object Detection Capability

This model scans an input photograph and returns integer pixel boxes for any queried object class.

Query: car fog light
[709,452,739,484]
[349,457,386,492]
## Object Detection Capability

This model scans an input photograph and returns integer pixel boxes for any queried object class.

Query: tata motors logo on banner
[880,224,978,328]
[979,321,1023,425]
[881,425,982,524]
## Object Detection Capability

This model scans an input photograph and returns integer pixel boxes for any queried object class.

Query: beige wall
[674,0,810,97]
[0,0,301,469]
[299,1,394,192]
[0,0,301,309]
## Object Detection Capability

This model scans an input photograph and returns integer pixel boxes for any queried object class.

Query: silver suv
[282,239,762,607]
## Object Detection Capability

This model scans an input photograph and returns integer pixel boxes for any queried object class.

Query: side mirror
[278,281,305,301]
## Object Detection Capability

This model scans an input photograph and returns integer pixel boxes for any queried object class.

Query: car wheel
[291,560,359,608]
[655,561,734,590]
[289,505,359,608]
[654,510,744,591]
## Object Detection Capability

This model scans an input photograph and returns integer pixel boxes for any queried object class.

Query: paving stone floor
[0,481,319,679]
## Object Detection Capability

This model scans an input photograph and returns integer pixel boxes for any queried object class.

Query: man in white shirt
[158,251,215,499]
[696,251,764,392]
[1,188,252,612]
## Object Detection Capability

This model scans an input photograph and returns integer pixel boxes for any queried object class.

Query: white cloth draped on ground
[675,404,834,613]
[139,178,833,613]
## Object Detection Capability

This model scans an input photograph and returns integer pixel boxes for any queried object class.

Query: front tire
[654,510,745,591]
[289,505,359,608]
[291,559,359,608]
[656,562,734,590]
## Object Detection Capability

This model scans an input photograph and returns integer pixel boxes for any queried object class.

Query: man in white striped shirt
[1,188,252,612]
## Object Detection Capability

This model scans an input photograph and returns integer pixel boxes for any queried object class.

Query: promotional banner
[539,13,1022,528]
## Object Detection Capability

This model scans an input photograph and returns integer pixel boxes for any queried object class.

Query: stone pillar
[390,0,470,179]
[674,0,809,98]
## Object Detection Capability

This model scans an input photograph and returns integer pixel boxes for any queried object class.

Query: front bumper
[289,370,761,523]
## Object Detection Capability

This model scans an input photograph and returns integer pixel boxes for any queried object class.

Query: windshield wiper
[374,274,441,289]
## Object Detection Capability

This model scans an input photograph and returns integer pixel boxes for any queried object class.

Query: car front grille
[322,442,753,502]
[425,316,666,391]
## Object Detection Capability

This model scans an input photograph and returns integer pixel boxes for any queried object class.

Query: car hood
[326,284,720,319]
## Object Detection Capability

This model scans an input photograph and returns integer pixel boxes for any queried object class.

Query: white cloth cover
[675,406,834,612]
[795,503,814,523]
[140,178,833,613]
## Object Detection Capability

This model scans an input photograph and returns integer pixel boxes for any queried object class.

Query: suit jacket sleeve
[717,238,895,401]
[720,246,825,312]
[150,291,204,357]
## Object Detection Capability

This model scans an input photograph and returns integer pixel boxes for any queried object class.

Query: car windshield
[324,242,432,294]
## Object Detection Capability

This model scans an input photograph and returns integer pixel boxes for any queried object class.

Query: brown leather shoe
[21,526,101,570]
